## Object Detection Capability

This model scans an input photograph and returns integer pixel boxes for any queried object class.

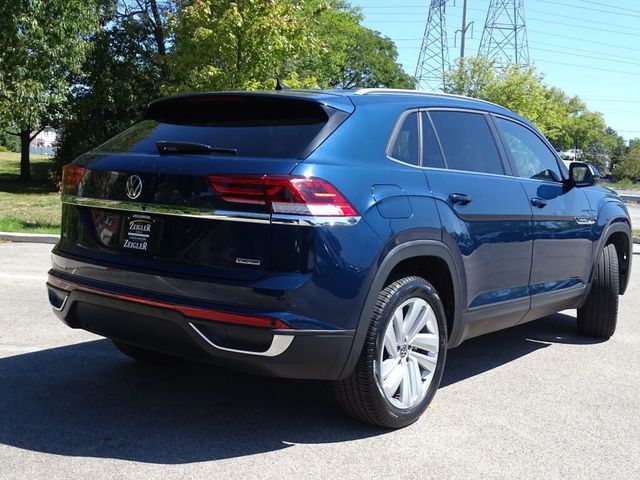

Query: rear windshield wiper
[156,141,238,155]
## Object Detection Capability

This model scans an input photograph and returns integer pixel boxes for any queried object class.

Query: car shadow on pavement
[0,312,599,464]
[442,312,604,387]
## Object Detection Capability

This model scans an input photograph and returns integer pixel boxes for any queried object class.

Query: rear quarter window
[388,112,419,166]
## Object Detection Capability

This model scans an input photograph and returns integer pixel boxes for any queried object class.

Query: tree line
[0,0,413,181]
[0,0,638,182]
[443,57,639,177]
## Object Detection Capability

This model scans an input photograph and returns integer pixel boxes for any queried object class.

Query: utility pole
[460,0,469,58]
[415,0,450,91]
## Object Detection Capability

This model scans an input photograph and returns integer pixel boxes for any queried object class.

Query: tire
[333,276,447,429]
[577,243,619,338]
[111,339,180,364]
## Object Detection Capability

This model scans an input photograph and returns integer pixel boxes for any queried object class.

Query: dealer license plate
[120,214,162,253]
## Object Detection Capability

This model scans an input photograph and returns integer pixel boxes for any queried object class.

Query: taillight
[62,164,87,193]
[207,176,358,217]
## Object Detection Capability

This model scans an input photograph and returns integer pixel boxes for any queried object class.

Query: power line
[527,29,640,55]
[574,0,640,14]
[535,0,640,19]
[529,29,640,52]
[584,95,640,100]
[364,1,640,22]
[524,7,640,34]
[535,59,640,76]
[529,40,640,64]
[530,46,640,69]
[365,7,640,39]
[583,99,640,103]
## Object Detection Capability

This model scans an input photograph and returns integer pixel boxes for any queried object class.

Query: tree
[443,56,607,152]
[443,57,562,140]
[165,0,415,93]
[443,56,496,99]
[56,1,167,165]
[582,138,609,174]
[324,25,414,89]
[301,1,414,89]
[167,0,311,92]
[0,131,18,152]
[116,0,172,79]
[0,0,99,181]
[613,143,640,180]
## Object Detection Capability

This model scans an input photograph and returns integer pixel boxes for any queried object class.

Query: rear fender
[338,240,464,379]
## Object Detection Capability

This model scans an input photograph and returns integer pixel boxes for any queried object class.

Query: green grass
[633,230,640,238]
[0,152,61,234]
[607,179,640,192]
[0,218,59,234]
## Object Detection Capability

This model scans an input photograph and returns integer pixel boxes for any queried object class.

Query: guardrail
[620,194,640,204]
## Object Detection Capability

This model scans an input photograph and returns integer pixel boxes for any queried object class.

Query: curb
[635,237,640,245]
[0,232,59,244]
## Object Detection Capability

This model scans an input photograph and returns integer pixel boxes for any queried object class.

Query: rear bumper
[47,274,355,380]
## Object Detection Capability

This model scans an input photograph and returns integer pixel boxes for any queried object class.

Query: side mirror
[568,162,600,188]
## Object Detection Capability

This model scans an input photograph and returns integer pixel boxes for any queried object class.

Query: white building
[31,127,57,148]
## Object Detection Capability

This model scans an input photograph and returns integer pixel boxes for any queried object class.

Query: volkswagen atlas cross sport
[48,89,633,428]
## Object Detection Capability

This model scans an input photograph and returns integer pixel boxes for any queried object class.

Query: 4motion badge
[236,258,261,266]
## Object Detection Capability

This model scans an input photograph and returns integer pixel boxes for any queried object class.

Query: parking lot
[1,242,639,479]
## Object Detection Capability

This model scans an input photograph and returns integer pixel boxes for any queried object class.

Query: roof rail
[353,88,504,109]
[353,88,436,96]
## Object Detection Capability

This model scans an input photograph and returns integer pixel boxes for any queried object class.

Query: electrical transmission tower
[478,0,529,67]
[415,0,449,91]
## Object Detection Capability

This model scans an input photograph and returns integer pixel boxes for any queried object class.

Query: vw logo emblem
[125,175,143,200]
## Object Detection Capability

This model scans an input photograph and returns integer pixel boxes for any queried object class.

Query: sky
[352,0,640,142]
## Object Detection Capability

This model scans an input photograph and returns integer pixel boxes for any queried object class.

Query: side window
[421,113,446,168]
[495,117,562,182]
[429,111,504,175]
[389,112,419,166]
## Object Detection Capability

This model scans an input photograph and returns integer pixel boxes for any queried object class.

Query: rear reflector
[47,275,291,329]
[62,164,87,193]
[207,175,358,217]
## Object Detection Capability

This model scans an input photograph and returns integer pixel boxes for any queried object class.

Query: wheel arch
[591,219,632,296]
[338,240,465,380]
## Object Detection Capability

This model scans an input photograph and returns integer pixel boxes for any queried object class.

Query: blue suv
[48,89,632,428]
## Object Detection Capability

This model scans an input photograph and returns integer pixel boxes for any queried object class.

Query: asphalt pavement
[1,242,639,480]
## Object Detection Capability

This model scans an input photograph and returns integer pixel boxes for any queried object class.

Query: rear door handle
[449,193,472,205]
[530,197,548,208]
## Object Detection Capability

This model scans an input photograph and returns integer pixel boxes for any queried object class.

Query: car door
[492,115,594,322]
[423,110,534,340]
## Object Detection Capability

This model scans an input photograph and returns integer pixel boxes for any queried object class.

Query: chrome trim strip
[62,195,271,224]
[51,293,69,312]
[271,214,361,226]
[63,195,361,226]
[188,322,295,357]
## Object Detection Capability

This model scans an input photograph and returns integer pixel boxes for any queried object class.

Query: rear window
[429,111,504,175]
[94,95,342,158]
